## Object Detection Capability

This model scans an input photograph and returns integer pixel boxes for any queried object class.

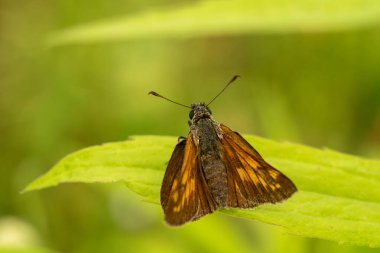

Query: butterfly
[149,75,297,226]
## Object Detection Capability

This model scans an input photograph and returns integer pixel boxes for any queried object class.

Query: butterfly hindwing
[161,133,217,226]
[219,124,297,208]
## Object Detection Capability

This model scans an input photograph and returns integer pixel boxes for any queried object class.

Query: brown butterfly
[149,76,297,226]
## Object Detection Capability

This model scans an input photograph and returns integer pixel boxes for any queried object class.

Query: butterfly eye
[189,110,195,119]
[207,108,212,115]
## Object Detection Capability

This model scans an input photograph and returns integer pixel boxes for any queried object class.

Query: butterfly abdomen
[195,118,228,207]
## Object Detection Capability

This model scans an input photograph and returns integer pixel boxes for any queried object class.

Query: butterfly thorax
[190,104,228,207]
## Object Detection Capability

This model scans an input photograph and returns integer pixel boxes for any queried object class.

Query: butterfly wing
[161,133,217,226]
[219,124,297,208]
[161,138,187,209]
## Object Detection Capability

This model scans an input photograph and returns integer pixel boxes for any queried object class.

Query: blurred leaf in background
[1,0,380,252]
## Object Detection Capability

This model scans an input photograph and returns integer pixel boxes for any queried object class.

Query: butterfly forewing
[161,138,186,208]
[161,133,217,226]
[219,125,297,208]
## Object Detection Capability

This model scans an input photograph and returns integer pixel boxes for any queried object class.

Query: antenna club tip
[148,91,158,96]
[232,75,241,82]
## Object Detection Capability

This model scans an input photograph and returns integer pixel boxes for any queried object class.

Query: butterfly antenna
[207,75,240,106]
[148,91,191,108]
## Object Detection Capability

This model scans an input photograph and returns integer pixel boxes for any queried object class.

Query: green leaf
[47,0,380,45]
[24,135,380,247]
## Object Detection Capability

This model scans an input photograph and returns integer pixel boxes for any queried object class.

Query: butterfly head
[189,103,212,122]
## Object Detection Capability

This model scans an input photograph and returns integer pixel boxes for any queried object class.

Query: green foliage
[3,0,380,252]
[24,135,380,247]
[47,0,380,45]
[0,247,58,253]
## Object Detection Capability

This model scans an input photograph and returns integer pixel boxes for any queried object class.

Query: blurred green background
[1,0,380,252]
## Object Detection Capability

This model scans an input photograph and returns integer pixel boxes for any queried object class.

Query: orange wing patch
[161,132,217,226]
[220,124,297,208]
